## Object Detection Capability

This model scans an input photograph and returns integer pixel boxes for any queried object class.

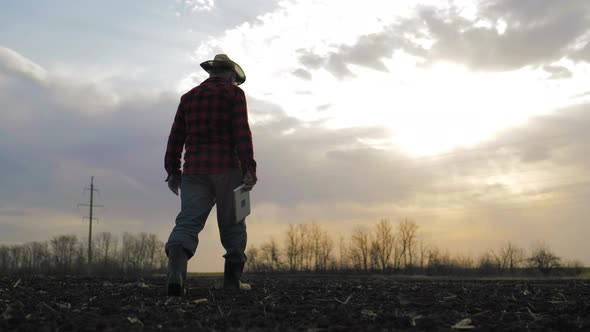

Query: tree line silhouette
[245,219,583,276]
[0,220,583,276]
[0,232,166,275]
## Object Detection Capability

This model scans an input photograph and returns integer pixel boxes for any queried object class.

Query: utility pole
[78,176,103,265]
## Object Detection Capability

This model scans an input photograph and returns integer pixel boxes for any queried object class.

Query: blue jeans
[165,169,247,263]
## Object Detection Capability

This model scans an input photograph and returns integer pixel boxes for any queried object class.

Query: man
[164,54,257,296]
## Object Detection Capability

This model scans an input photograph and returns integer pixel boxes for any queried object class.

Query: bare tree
[488,249,504,273]
[74,239,87,272]
[418,240,428,270]
[0,245,10,272]
[120,232,135,271]
[309,222,322,271]
[369,241,379,271]
[317,230,333,271]
[261,238,282,271]
[285,224,300,272]
[392,237,403,270]
[351,228,370,272]
[9,245,24,271]
[426,247,456,274]
[0,242,50,274]
[50,235,79,272]
[118,233,163,273]
[478,252,500,274]
[144,233,160,270]
[348,244,361,271]
[95,232,117,266]
[455,255,474,269]
[527,242,561,275]
[134,233,149,270]
[29,241,49,272]
[426,246,440,268]
[297,224,311,271]
[20,244,32,271]
[245,246,260,272]
[398,219,418,269]
[373,219,395,273]
[338,235,349,270]
[499,242,526,273]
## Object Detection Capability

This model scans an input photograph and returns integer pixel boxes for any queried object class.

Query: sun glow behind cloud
[184,0,590,157]
[362,61,581,156]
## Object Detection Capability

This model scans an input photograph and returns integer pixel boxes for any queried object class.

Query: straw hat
[200,54,246,85]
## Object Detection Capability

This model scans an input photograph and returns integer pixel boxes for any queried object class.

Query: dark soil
[1,275,589,331]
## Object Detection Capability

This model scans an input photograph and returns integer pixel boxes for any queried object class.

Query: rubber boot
[223,260,250,291]
[167,245,188,296]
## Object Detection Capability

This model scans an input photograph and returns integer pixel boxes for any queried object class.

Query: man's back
[165,76,255,178]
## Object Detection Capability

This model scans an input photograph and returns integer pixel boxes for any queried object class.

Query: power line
[77,176,104,265]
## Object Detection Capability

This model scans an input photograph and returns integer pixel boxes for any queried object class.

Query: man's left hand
[166,174,182,196]
[242,170,256,191]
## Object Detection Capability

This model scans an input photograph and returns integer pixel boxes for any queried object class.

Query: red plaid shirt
[165,77,257,181]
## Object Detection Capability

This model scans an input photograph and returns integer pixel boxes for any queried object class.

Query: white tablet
[233,184,251,223]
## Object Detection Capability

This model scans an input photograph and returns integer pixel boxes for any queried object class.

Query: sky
[1,0,590,272]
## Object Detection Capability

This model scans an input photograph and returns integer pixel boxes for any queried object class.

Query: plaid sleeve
[232,88,257,181]
[164,98,186,180]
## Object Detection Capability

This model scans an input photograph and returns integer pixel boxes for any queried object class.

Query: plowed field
[1,275,589,331]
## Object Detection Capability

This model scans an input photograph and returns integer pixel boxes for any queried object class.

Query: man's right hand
[166,174,182,196]
[242,170,256,191]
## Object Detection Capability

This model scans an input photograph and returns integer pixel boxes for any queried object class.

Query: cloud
[296,25,428,78]
[576,48,590,62]
[184,0,215,12]
[543,65,573,80]
[249,96,590,216]
[480,0,590,26]
[4,45,587,218]
[292,1,590,77]
[291,68,312,80]
[184,0,589,166]
[186,0,417,107]
[0,46,439,262]
[0,46,48,83]
[0,47,468,229]
[0,47,179,219]
[248,97,427,206]
[422,0,590,71]
[494,103,590,168]
[297,50,324,69]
